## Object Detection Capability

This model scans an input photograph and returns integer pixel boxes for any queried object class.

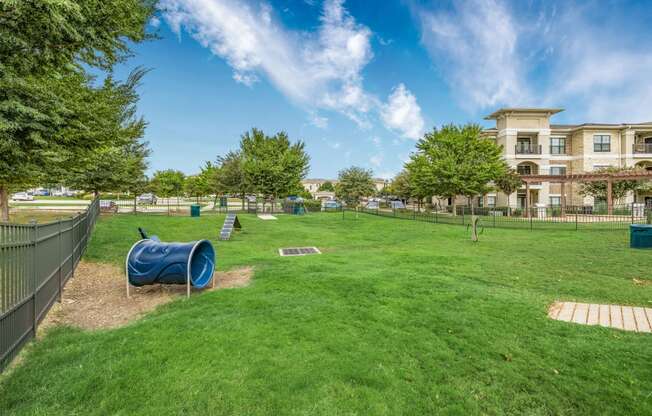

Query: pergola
[520,170,652,216]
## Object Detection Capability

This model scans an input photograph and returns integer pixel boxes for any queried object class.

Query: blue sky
[115,0,652,178]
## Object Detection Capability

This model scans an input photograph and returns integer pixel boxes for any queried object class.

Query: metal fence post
[631,202,634,224]
[58,219,62,302]
[71,216,75,278]
[575,209,579,231]
[31,222,38,334]
[530,208,533,230]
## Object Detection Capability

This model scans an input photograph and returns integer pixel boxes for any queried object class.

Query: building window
[593,135,611,152]
[550,196,561,207]
[487,196,496,207]
[549,166,567,176]
[550,137,566,154]
[517,164,532,175]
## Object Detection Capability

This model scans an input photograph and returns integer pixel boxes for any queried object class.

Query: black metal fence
[0,198,100,372]
[102,198,329,215]
[355,203,651,231]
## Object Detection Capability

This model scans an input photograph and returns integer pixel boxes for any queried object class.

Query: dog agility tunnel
[126,237,215,288]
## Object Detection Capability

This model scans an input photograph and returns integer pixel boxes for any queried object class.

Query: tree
[63,70,150,197]
[335,167,375,207]
[151,170,186,210]
[580,167,644,205]
[391,170,413,202]
[240,129,310,204]
[210,151,250,210]
[408,124,507,215]
[494,168,522,214]
[318,181,335,192]
[184,174,211,203]
[0,0,155,220]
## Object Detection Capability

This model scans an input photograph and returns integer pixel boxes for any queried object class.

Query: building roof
[484,108,564,120]
[301,179,334,184]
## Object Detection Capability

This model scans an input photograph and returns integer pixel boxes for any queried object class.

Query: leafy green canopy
[0,0,156,219]
[407,124,508,202]
[335,166,375,206]
[580,167,649,203]
[240,129,310,200]
[317,181,335,192]
[494,168,523,205]
[63,69,151,195]
[151,170,186,198]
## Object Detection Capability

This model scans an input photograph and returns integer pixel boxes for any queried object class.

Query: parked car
[11,192,34,201]
[137,193,157,204]
[33,189,50,196]
[323,200,342,210]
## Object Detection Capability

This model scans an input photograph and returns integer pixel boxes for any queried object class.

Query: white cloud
[369,153,383,167]
[541,7,652,122]
[149,16,161,28]
[414,0,652,122]
[381,84,425,140]
[160,0,375,127]
[416,0,529,111]
[309,113,329,129]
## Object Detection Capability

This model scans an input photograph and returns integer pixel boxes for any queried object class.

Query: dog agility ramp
[220,214,241,240]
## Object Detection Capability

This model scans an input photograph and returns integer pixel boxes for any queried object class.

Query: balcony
[515,143,542,155]
[633,143,652,154]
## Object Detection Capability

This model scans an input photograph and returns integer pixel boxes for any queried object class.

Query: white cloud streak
[381,84,425,140]
[161,0,426,136]
[160,0,375,127]
[416,0,529,111]
[415,0,652,122]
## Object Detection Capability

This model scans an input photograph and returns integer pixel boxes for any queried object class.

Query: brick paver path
[548,302,652,333]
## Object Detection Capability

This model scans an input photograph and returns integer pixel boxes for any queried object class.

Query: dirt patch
[39,261,253,332]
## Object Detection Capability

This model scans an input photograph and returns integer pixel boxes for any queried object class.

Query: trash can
[190,204,201,217]
[630,224,652,248]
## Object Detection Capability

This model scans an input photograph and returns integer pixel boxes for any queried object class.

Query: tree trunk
[451,197,457,216]
[0,184,9,222]
[469,196,475,216]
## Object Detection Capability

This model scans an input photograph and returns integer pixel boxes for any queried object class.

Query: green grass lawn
[2,212,652,415]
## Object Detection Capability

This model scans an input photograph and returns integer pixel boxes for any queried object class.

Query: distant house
[302,177,388,198]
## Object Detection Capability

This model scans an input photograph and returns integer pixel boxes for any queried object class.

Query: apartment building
[480,108,652,208]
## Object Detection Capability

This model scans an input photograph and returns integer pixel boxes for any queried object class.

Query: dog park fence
[0,198,100,372]
[102,197,325,215]
[355,203,652,231]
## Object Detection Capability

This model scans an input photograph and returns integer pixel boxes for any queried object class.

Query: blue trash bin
[630,224,652,248]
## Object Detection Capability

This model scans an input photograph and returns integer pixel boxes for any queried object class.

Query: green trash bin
[190,204,201,217]
[630,224,652,248]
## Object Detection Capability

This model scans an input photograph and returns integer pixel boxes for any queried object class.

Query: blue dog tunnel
[126,237,215,293]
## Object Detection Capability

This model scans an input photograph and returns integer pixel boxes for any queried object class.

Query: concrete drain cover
[279,247,321,257]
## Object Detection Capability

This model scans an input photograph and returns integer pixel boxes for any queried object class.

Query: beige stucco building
[477,108,652,208]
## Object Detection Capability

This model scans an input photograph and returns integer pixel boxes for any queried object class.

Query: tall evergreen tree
[0,0,156,220]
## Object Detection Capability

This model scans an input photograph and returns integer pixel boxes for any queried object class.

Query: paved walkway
[548,302,652,333]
